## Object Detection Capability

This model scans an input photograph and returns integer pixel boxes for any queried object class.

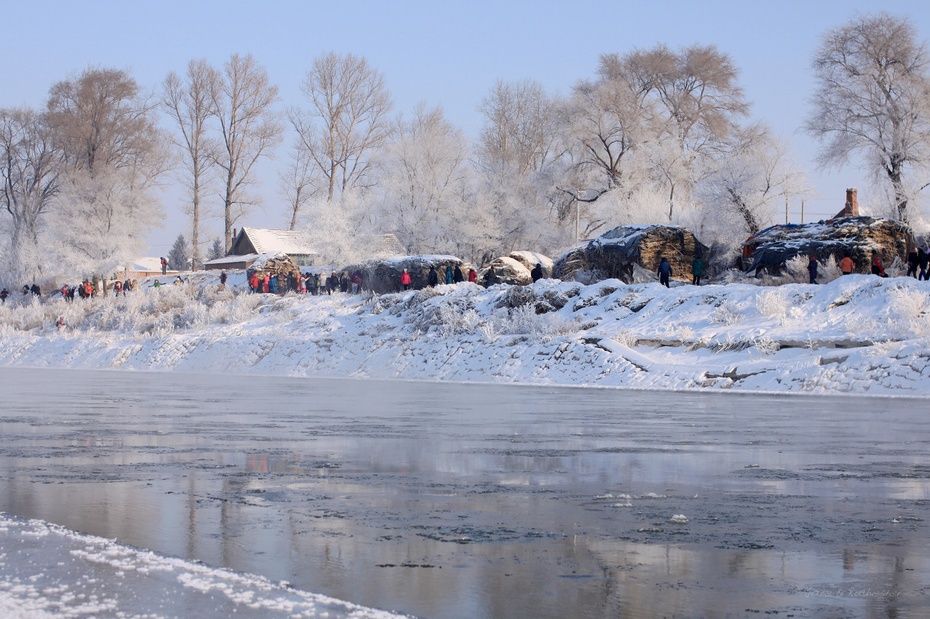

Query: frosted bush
[491,305,580,342]
[889,287,930,337]
[659,322,694,342]
[756,289,789,322]
[784,254,810,283]
[415,287,443,303]
[818,255,843,283]
[752,335,780,355]
[885,257,905,278]
[440,306,482,337]
[711,301,742,325]
[612,330,638,348]
[711,332,753,352]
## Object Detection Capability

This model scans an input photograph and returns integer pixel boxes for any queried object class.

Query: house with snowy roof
[117,257,178,280]
[204,227,319,271]
[203,226,406,271]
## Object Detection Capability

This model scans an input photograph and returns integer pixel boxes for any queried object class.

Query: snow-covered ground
[1,272,929,395]
[0,513,407,619]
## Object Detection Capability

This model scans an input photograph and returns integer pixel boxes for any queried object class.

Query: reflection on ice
[0,367,928,618]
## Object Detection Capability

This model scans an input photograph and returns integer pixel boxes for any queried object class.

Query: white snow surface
[1,272,929,395]
[0,513,408,619]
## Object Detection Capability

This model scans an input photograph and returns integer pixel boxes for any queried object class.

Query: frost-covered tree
[695,124,808,249]
[806,13,930,223]
[45,67,168,276]
[622,45,750,220]
[477,79,563,179]
[291,52,393,202]
[473,80,571,256]
[168,233,190,272]
[298,192,369,264]
[0,108,62,283]
[568,59,649,194]
[207,237,224,260]
[378,104,472,256]
[209,54,283,251]
[164,59,218,271]
[279,139,322,230]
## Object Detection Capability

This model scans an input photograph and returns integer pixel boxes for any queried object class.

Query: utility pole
[575,199,580,244]
[801,200,805,224]
[785,196,789,224]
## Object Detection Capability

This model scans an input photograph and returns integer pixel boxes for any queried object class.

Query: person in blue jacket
[658,257,672,288]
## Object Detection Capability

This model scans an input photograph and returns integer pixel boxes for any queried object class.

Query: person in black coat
[427,266,439,287]
[657,258,672,288]
[531,263,543,283]
[906,248,919,278]
[918,246,929,281]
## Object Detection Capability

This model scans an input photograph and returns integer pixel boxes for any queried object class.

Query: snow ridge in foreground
[0,513,409,619]
[0,274,928,395]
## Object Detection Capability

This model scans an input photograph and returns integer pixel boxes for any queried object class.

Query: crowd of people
[0,277,139,304]
[247,270,366,296]
[905,245,930,280]
[59,278,138,301]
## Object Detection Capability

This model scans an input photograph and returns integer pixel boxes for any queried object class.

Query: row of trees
[3,12,929,286]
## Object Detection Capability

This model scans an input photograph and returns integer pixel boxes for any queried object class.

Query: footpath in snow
[0,273,929,396]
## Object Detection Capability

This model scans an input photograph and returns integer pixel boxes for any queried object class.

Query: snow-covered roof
[203,253,260,267]
[128,257,165,271]
[237,227,318,256]
[590,224,682,251]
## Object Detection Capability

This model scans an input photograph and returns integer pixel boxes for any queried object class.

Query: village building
[203,227,406,272]
[116,257,178,280]
[204,227,320,271]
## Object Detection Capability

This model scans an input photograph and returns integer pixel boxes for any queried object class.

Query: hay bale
[478,251,553,286]
[246,252,300,282]
[556,225,708,284]
[743,216,915,275]
[552,247,589,282]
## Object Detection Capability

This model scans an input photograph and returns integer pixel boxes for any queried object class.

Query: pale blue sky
[2,0,928,254]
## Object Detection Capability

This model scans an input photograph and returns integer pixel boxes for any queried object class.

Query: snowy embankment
[1,273,929,395]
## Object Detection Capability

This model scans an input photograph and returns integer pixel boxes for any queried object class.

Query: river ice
[1,367,927,617]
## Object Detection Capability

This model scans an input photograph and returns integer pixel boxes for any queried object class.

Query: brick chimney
[843,188,859,217]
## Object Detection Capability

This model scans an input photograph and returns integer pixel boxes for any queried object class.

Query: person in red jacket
[400,268,412,291]
[871,251,887,277]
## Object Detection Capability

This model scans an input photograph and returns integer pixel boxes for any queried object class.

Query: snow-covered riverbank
[1,273,929,395]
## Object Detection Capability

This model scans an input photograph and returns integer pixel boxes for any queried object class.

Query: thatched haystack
[555,225,709,284]
[246,252,300,282]
[478,251,553,286]
[742,216,915,275]
[344,255,464,293]
[552,247,588,282]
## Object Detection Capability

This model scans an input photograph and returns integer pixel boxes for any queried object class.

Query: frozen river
[0,367,928,618]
